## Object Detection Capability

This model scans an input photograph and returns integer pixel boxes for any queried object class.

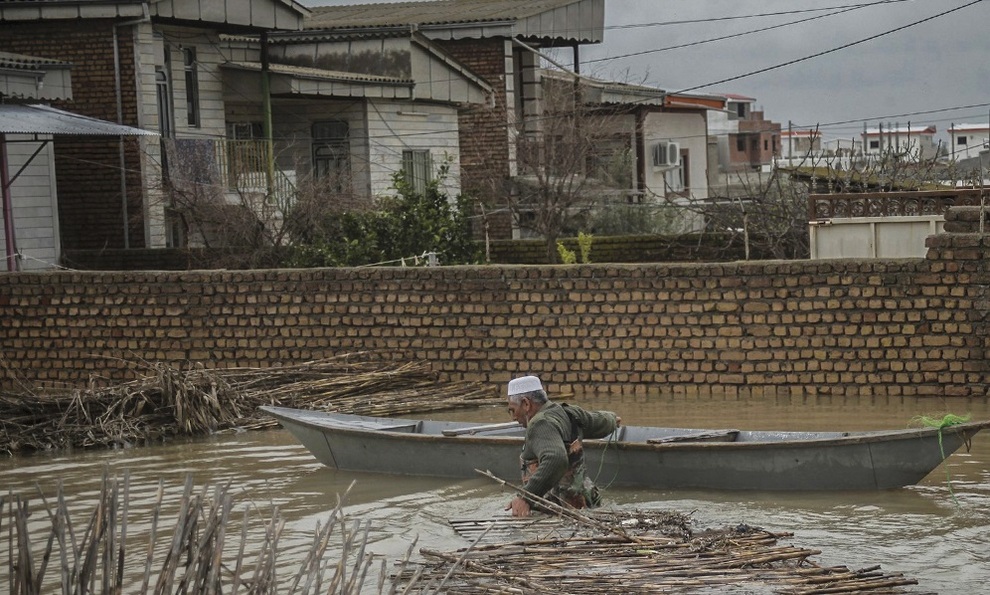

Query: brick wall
[0,20,145,250]
[486,234,769,264]
[3,224,988,399]
[436,38,515,239]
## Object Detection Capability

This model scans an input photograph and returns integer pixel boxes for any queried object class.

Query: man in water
[504,375,620,517]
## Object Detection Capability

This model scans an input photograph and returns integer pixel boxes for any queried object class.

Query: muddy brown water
[2,393,988,593]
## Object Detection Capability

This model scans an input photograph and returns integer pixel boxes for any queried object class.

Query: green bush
[286,164,479,267]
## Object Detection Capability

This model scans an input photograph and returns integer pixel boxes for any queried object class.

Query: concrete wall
[2,224,988,399]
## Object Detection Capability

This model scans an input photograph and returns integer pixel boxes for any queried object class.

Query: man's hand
[506,496,532,517]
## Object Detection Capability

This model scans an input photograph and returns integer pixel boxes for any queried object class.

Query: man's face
[507,396,531,427]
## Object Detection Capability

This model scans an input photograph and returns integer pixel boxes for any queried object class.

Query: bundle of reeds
[398,472,924,594]
[412,522,922,594]
[0,353,501,454]
[0,471,423,595]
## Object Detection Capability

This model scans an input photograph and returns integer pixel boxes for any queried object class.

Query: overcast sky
[304,0,990,143]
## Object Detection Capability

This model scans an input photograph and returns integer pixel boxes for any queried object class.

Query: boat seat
[379,422,421,433]
[647,429,740,444]
[343,420,422,433]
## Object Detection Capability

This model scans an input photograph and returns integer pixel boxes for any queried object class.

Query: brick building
[299,0,607,240]
[0,0,309,262]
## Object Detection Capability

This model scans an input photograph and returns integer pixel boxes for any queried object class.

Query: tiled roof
[305,0,586,30]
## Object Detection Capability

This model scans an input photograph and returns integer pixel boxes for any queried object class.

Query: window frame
[402,149,433,195]
[182,47,200,128]
[312,120,351,193]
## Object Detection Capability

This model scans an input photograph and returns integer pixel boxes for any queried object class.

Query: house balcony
[165,138,297,208]
[214,139,297,206]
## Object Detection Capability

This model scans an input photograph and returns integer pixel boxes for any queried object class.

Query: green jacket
[520,401,619,498]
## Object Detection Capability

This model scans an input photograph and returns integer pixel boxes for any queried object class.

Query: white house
[948,123,990,162]
[861,124,937,159]
[0,51,154,271]
[218,30,492,206]
[779,129,822,160]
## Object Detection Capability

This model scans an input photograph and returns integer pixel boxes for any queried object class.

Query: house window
[735,137,745,152]
[155,64,174,139]
[164,207,186,248]
[665,149,687,193]
[957,136,968,146]
[763,139,769,151]
[183,48,200,127]
[313,121,350,192]
[227,122,262,140]
[679,150,689,189]
[402,150,433,195]
[869,140,880,149]
[736,103,746,119]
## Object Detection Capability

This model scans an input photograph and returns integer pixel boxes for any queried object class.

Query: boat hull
[260,406,989,491]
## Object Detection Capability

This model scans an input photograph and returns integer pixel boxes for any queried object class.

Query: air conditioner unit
[652,141,681,167]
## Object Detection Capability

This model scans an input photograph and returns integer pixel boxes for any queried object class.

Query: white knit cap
[507,375,544,396]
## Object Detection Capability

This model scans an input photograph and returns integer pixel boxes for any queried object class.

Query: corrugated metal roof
[0,51,70,71]
[0,104,157,136]
[224,61,412,85]
[305,0,586,30]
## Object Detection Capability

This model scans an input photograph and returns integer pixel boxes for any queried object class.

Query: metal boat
[259,405,990,491]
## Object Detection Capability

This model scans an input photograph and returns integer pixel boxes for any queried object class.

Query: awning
[2,104,157,272]
[0,104,157,137]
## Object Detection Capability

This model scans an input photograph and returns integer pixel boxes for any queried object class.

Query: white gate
[809,216,943,259]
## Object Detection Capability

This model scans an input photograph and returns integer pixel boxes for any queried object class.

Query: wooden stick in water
[475,469,647,544]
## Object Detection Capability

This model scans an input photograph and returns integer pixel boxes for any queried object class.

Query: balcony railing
[214,139,296,204]
[808,189,986,220]
[166,138,297,206]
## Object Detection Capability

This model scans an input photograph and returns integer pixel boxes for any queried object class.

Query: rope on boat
[910,413,972,507]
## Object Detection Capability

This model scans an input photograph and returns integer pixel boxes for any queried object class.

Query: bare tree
[493,75,631,262]
[160,138,351,268]
[693,131,973,260]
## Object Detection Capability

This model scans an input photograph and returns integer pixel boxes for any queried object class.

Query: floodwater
[2,393,989,593]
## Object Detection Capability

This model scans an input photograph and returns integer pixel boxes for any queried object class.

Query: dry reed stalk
[1,470,426,595]
[407,505,922,595]
[0,354,501,454]
[476,469,647,544]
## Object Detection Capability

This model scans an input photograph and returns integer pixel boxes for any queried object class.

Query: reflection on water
[1,394,988,592]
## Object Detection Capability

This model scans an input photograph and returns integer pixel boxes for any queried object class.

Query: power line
[602,0,914,30]
[585,1,892,64]
[671,0,984,95]
[794,102,990,130]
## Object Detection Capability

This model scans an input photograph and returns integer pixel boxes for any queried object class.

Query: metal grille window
[402,149,433,195]
[313,121,350,192]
